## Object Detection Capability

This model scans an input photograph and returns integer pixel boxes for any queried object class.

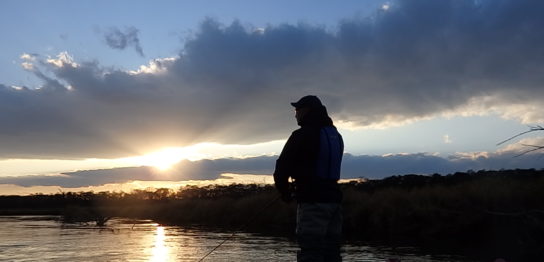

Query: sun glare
[122,147,204,171]
[144,148,185,170]
[116,141,282,171]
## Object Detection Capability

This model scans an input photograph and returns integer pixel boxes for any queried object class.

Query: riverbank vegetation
[1,168,543,260]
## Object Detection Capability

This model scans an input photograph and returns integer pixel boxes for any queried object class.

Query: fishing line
[197,195,282,261]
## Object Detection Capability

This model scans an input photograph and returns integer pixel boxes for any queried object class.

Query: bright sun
[122,147,203,171]
[142,148,186,170]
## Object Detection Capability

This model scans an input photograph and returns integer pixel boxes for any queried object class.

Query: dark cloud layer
[2,0,544,158]
[2,150,543,188]
[104,26,144,56]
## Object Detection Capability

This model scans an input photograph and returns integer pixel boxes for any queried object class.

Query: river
[0,216,472,261]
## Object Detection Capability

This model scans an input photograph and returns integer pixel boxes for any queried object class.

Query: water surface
[0,216,471,261]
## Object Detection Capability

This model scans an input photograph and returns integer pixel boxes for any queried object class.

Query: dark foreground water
[0,216,472,262]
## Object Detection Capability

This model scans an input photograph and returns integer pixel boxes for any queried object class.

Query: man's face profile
[295,107,310,123]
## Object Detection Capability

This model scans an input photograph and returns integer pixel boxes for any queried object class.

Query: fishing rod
[197,194,282,262]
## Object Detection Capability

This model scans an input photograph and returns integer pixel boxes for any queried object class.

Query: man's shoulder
[292,126,318,136]
[289,127,322,144]
[291,128,303,135]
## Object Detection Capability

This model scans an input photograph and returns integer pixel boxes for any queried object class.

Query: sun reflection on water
[150,226,170,262]
[0,217,464,261]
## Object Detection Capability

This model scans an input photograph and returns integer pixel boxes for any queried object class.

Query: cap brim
[290,102,299,108]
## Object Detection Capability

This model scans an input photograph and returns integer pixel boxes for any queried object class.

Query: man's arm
[273,131,301,200]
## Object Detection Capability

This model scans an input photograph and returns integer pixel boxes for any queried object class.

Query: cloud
[443,135,452,144]
[103,26,144,56]
[2,0,544,158]
[2,143,543,187]
[0,156,274,187]
[20,53,38,71]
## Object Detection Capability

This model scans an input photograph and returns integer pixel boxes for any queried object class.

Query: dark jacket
[274,106,343,203]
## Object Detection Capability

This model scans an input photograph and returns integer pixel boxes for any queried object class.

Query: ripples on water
[0,216,471,261]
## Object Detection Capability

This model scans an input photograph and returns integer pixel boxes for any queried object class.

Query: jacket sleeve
[273,130,302,196]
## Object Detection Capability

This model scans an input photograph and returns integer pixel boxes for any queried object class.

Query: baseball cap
[290,95,323,109]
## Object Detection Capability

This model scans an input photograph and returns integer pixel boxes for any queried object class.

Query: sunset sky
[1,0,544,195]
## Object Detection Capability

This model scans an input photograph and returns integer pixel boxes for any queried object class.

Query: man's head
[291,95,323,110]
[291,95,323,123]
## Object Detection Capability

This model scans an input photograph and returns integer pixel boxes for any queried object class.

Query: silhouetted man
[274,95,344,262]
